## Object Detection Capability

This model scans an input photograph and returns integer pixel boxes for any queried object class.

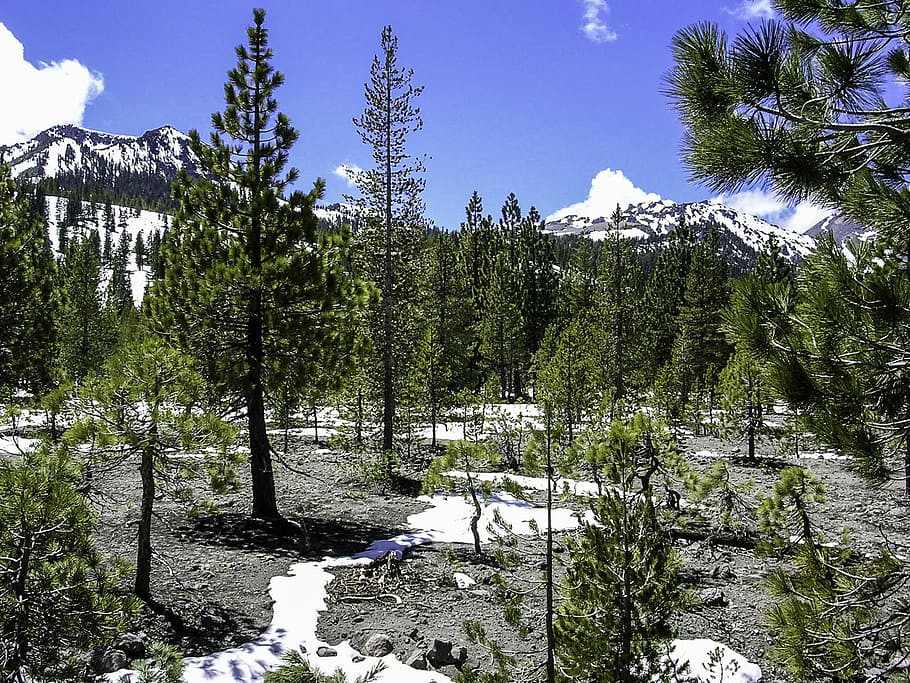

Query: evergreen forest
[1,4,909,682]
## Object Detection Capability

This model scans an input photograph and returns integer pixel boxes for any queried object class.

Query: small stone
[408,627,419,641]
[352,654,365,663]
[699,587,728,607]
[353,615,364,623]
[116,632,147,659]
[363,633,394,657]
[407,649,428,670]
[427,638,458,667]
[317,646,337,657]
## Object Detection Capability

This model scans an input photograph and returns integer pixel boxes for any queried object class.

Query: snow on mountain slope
[45,195,170,306]
[545,199,816,263]
[0,125,201,205]
[804,211,876,245]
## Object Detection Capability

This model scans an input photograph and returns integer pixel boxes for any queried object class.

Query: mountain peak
[544,198,817,266]
[0,124,199,207]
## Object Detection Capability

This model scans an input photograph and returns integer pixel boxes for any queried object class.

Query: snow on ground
[445,469,603,497]
[0,435,38,456]
[110,484,761,683]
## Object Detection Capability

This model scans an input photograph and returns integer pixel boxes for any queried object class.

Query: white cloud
[725,0,774,20]
[547,168,664,221]
[333,163,362,188]
[711,189,832,233]
[782,201,831,233]
[0,23,104,146]
[581,0,618,43]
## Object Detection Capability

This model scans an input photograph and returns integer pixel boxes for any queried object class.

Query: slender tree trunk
[382,63,395,458]
[247,33,279,520]
[136,445,154,600]
[248,381,278,518]
[136,382,159,600]
[545,411,556,683]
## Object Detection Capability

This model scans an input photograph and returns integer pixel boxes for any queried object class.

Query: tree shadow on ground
[139,593,262,656]
[729,454,791,472]
[186,512,409,560]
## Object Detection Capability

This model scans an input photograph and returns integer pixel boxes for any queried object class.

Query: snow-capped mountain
[0,124,201,206]
[545,199,817,265]
[804,212,875,245]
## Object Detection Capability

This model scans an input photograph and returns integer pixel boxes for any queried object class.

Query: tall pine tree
[351,25,426,456]
[151,9,367,518]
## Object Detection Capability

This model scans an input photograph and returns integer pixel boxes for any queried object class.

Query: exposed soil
[85,420,910,682]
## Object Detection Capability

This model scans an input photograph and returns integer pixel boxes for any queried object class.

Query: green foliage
[667,2,910,497]
[690,460,755,534]
[533,316,601,445]
[0,442,135,678]
[265,650,385,682]
[58,234,113,383]
[0,167,57,395]
[761,471,909,680]
[556,415,690,683]
[716,350,767,461]
[133,642,185,683]
[150,9,368,518]
[758,466,825,555]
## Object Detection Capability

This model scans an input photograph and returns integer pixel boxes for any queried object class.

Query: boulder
[116,632,147,660]
[363,633,394,657]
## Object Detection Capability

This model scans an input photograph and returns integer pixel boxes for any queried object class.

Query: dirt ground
[84,419,910,682]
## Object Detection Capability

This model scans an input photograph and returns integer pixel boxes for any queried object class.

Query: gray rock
[316,646,337,657]
[363,633,394,657]
[407,649,428,670]
[116,632,147,659]
[99,648,128,673]
[699,587,729,607]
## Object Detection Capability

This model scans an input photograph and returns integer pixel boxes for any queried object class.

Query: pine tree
[457,192,497,389]
[58,236,111,383]
[70,336,237,600]
[134,229,146,270]
[0,165,57,396]
[595,207,644,415]
[150,9,368,518]
[667,226,731,419]
[351,25,426,456]
[106,228,133,315]
[667,0,910,495]
[640,218,694,380]
[533,317,600,445]
[556,415,688,682]
[0,442,135,679]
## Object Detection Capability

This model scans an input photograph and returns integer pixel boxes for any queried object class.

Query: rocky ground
[82,419,910,682]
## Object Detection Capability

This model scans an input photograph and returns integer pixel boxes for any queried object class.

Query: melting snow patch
[108,493,760,683]
[668,639,762,682]
[454,572,476,589]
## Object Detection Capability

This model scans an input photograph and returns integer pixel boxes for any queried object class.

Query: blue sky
[0,0,826,231]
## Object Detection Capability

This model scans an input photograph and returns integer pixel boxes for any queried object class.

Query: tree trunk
[135,445,154,600]
[247,26,279,520]
[545,415,556,683]
[382,62,395,457]
[249,382,278,518]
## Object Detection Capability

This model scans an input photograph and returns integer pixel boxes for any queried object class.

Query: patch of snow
[454,572,476,589]
[668,639,762,682]
[108,486,760,683]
